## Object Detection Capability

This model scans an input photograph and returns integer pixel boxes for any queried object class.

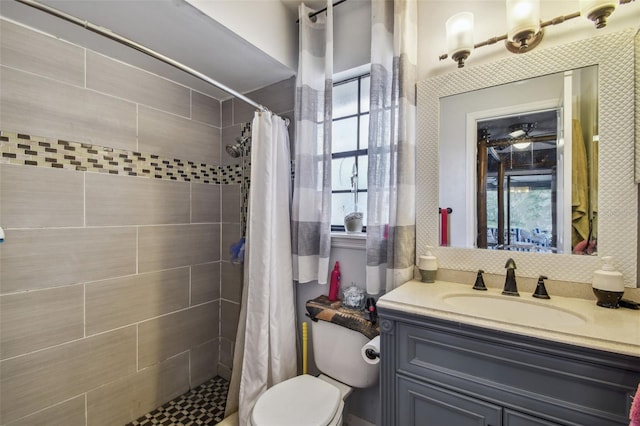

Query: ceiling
[0,0,311,100]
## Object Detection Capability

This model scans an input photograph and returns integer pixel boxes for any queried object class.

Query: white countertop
[377,280,640,357]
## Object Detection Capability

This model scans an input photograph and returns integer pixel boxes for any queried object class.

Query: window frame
[331,73,370,232]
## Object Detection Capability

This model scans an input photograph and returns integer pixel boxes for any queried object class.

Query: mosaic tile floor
[127,376,229,426]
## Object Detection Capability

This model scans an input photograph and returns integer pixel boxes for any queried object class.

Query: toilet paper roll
[361,336,381,365]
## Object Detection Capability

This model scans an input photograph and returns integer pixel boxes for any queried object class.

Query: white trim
[331,232,366,249]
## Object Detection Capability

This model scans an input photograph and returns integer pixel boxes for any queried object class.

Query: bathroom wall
[0,18,223,425]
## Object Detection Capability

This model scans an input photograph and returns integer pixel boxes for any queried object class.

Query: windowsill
[331,232,366,250]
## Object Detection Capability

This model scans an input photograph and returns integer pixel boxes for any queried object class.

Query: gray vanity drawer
[393,318,637,425]
[398,375,502,426]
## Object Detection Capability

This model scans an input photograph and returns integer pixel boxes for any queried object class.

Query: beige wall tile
[192,262,220,305]
[219,337,234,369]
[138,224,220,273]
[221,223,241,262]
[222,184,242,223]
[220,124,243,166]
[233,77,295,124]
[221,262,243,304]
[0,227,137,294]
[231,98,254,127]
[190,339,219,388]
[192,91,221,127]
[0,164,84,229]
[220,300,240,341]
[221,99,233,128]
[138,302,218,368]
[138,106,220,165]
[1,285,84,360]
[87,51,191,117]
[86,268,190,336]
[0,326,136,423]
[86,173,190,226]
[6,395,86,426]
[0,20,84,87]
[87,353,189,426]
[192,183,221,224]
[0,66,137,151]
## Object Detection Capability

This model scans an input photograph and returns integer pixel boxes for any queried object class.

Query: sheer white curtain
[366,0,417,294]
[292,1,333,285]
[225,111,297,425]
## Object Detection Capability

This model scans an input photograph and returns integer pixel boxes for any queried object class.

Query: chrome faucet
[502,258,519,296]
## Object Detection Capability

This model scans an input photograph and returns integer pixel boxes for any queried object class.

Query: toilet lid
[251,374,341,426]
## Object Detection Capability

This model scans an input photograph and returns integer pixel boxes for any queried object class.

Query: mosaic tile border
[0,130,244,185]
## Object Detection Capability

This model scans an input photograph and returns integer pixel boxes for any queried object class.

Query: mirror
[439,66,599,255]
[416,29,638,287]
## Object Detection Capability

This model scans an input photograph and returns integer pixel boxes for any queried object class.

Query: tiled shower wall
[0,17,295,425]
[1,18,226,426]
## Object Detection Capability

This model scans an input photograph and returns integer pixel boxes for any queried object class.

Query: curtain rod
[14,0,269,112]
[296,0,347,24]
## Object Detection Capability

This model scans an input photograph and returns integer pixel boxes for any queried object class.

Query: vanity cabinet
[379,308,640,426]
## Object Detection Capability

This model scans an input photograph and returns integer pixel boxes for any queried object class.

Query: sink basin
[442,293,588,327]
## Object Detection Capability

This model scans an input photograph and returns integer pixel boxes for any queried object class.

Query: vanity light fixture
[580,0,618,28]
[446,11,475,68]
[439,0,635,68]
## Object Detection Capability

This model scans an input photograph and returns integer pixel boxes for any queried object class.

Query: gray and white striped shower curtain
[292,0,333,285]
[366,0,417,294]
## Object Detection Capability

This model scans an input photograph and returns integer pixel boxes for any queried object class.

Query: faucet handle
[473,270,487,291]
[505,258,516,269]
[532,275,550,299]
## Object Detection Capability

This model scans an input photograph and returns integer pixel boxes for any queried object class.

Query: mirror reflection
[439,66,598,255]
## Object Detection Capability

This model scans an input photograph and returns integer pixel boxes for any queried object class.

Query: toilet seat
[251,374,342,426]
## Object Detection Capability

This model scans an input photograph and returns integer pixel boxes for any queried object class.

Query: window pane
[333,117,358,153]
[357,155,368,190]
[332,156,356,191]
[333,80,358,118]
[332,192,367,227]
[359,114,369,149]
[360,76,370,113]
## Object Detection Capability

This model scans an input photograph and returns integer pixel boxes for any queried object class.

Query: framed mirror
[440,66,598,255]
[416,29,638,287]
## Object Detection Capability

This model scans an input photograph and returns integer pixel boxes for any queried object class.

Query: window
[331,74,370,232]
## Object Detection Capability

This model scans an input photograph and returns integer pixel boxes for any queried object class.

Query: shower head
[225,135,250,158]
[225,144,243,158]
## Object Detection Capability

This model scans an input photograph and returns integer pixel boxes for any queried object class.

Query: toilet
[250,318,380,426]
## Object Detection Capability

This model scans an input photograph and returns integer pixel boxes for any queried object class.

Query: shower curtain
[366,0,417,294]
[225,111,297,425]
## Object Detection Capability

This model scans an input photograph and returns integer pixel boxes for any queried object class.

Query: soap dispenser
[592,256,625,308]
[418,247,437,283]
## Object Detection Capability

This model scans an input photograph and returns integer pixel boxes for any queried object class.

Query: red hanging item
[328,262,341,301]
[440,208,449,246]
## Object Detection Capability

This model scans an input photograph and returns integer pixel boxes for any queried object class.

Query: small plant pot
[344,212,363,233]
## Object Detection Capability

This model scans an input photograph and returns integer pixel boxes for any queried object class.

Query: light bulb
[446,12,474,68]
[506,0,540,48]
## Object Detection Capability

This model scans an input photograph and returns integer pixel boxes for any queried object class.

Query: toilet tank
[311,319,379,388]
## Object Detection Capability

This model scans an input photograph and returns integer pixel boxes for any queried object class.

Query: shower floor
[126,376,229,426]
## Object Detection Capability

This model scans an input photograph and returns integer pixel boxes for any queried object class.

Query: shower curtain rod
[296,0,347,23]
[14,0,269,112]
